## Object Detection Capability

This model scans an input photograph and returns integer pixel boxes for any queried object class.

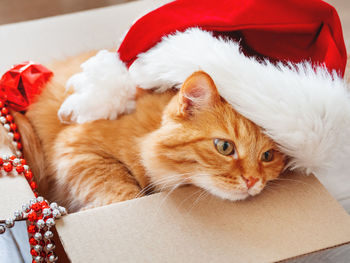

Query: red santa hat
[58,0,350,185]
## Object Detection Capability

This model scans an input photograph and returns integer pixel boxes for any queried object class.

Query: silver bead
[34,232,42,240]
[12,158,20,166]
[52,209,61,219]
[15,151,22,157]
[29,198,38,206]
[50,202,58,209]
[34,256,43,262]
[4,124,10,131]
[44,230,53,240]
[46,243,55,251]
[0,225,5,234]
[2,155,9,161]
[14,210,22,220]
[0,116,6,123]
[36,196,44,202]
[42,208,51,217]
[12,141,17,148]
[5,218,14,228]
[48,254,58,262]
[23,165,29,171]
[36,219,45,229]
[46,218,55,228]
[58,206,67,215]
[34,245,42,252]
[22,203,30,213]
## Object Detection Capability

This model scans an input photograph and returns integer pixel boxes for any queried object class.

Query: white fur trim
[58,50,136,124]
[130,28,350,180]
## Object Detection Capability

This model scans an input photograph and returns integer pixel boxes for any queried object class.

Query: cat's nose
[242,176,258,189]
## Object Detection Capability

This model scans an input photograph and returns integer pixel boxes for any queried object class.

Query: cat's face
[141,71,285,201]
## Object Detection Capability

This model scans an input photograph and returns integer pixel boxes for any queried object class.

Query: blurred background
[0,0,349,50]
[0,0,135,24]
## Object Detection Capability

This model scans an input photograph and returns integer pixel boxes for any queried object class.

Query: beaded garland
[0,99,67,263]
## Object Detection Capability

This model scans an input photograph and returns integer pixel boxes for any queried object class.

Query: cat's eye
[261,149,274,162]
[214,139,235,156]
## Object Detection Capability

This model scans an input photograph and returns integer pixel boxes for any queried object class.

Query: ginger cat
[24,53,285,212]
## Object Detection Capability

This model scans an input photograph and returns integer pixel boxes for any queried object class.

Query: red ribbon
[0,62,53,111]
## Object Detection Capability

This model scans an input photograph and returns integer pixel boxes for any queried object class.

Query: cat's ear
[178,71,220,117]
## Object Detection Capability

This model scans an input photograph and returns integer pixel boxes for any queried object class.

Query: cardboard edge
[279,241,350,262]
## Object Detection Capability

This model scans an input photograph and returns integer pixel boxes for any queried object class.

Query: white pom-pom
[58,50,136,124]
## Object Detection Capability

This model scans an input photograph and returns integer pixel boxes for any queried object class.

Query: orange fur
[23,53,285,211]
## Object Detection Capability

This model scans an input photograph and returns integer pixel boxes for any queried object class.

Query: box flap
[0,177,34,219]
[56,173,350,262]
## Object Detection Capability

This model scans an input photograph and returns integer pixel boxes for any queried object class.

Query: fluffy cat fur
[21,53,285,212]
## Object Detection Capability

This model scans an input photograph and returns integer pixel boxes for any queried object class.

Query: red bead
[40,251,46,258]
[0,101,4,108]
[17,142,22,150]
[30,181,37,190]
[31,203,41,212]
[29,237,38,246]
[10,123,17,131]
[27,224,37,234]
[39,240,45,247]
[34,192,38,198]
[32,260,37,263]
[5,115,13,122]
[10,155,16,160]
[1,107,8,115]
[16,165,24,173]
[25,171,33,180]
[30,248,38,257]
[20,159,26,165]
[28,211,38,222]
[0,158,3,165]
[13,132,20,141]
[40,200,48,206]
[40,202,49,210]
[3,163,13,172]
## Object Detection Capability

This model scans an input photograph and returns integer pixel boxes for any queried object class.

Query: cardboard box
[1,0,350,262]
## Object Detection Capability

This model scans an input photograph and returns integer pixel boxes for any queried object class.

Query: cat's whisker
[176,188,203,210]
[266,180,309,196]
[272,177,319,194]
[154,180,186,214]
[263,184,281,194]
[135,184,155,198]
[192,190,208,207]
[141,177,178,191]
[137,176,182,196]
[157,178,181,193]
[266,181,293,190]
[186,191,210,214]
[135,174,187,199]
[274,177,310,185]
[150,173,192,190]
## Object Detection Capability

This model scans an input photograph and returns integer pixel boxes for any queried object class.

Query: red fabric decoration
[118,0,347,76]
[0,62,53,111]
